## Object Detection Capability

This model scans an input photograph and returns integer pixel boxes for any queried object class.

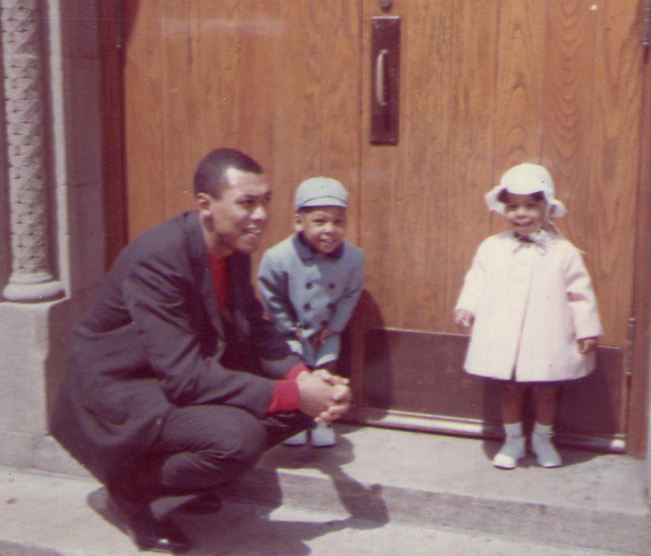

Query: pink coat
[455,231,603,382]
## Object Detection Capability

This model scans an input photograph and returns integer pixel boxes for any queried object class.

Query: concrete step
[223,424,651,555]
[0,466,635,556]
[1,424,649,555]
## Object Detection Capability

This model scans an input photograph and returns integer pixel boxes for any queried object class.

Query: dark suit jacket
[50,212,303,484]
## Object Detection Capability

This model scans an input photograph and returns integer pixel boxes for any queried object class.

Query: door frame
[99,0,128,268]
[628,46,651,457]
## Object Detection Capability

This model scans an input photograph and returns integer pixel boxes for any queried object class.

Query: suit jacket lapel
[226,254,245,339]
[186,212,226,339]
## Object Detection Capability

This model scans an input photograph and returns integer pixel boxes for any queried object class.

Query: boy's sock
[310,421,336,447]
[282,429,308,446]
[531,422,562,468]
[493,422,525,469]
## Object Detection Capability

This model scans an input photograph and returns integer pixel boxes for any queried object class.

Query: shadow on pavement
[87,432,389,555]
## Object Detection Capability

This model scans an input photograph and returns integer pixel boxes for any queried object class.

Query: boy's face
[294,206,347,255]
[503,192,547,236]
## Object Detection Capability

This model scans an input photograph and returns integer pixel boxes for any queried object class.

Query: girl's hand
[454,309,475,328]
[578,337,598,354]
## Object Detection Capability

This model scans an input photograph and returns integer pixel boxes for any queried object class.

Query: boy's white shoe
[492,435,525,469]
[531,431,562,468]
[310,422,336,447]
[282,430,308,446]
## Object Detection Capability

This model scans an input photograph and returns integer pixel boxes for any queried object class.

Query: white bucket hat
[485,163,566,217]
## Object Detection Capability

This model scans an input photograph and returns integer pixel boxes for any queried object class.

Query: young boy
[257,176,365,446]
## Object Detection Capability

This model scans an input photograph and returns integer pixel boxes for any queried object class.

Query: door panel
[356,0,639,451]
[118,0,646,452]
[124,0,362,248]
[359,0,639,344]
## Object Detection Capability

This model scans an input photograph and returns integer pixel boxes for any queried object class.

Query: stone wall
[0,0,102,475]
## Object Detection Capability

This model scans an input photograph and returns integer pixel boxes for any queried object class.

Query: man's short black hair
[193,148,264,197]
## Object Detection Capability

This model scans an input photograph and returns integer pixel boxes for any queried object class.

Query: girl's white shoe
[531,431,562,467]
[492,435,525,469]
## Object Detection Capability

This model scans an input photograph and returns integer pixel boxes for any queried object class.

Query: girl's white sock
[493,421,525,469]
[533,422,553,436]
[531,422,561,467]
[504,421,523,437]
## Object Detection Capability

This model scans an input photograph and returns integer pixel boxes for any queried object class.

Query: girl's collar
[512,228,553,253]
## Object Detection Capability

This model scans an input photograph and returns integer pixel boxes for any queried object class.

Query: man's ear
[196,192,211,213]
[293,212,304,232]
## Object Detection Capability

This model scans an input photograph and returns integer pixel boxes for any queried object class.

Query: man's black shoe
[108,489,192,553]
[128,517,191,553]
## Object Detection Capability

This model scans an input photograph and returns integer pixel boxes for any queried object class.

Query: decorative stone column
[1,0,63,302]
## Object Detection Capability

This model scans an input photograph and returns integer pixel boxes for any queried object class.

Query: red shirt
[207,249,305,413]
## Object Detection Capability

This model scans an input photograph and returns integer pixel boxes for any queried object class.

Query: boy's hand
[577,337,598,354]
[309,327,334,349]
[454,309,474,328]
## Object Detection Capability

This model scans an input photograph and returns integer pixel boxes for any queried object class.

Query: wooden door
[112,0,650,454]
[121,0,362,251]
[356,0,646,454]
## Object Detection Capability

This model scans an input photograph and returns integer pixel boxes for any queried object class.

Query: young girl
[454,163,602,469]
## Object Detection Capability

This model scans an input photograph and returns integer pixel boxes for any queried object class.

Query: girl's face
[294,206,347,254]
[503,192,548,236]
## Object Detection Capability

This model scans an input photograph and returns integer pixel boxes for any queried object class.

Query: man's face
[197,167,271,258]
[294,206,347,255]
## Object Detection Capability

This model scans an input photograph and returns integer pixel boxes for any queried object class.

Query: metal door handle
[375,49,389,107]
[370,16,400,144]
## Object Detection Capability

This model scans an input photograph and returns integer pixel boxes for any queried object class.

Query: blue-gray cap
[294,176,348,210]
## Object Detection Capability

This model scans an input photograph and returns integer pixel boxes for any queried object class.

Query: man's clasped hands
[296,368,351,424]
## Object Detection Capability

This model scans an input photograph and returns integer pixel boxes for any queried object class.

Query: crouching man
[51,148,351,552]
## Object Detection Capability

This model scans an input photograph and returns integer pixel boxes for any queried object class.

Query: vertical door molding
[629,17,651,457]
[99,0,128,268]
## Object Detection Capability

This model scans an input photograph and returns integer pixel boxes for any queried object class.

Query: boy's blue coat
[257,234,364,342]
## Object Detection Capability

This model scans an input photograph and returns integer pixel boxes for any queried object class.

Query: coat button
[303,303,311,311]
[328,282,336,289]
[327,303,335,309]
[305,282,313,289]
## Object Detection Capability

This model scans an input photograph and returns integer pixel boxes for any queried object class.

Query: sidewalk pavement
[1,424,650,556]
